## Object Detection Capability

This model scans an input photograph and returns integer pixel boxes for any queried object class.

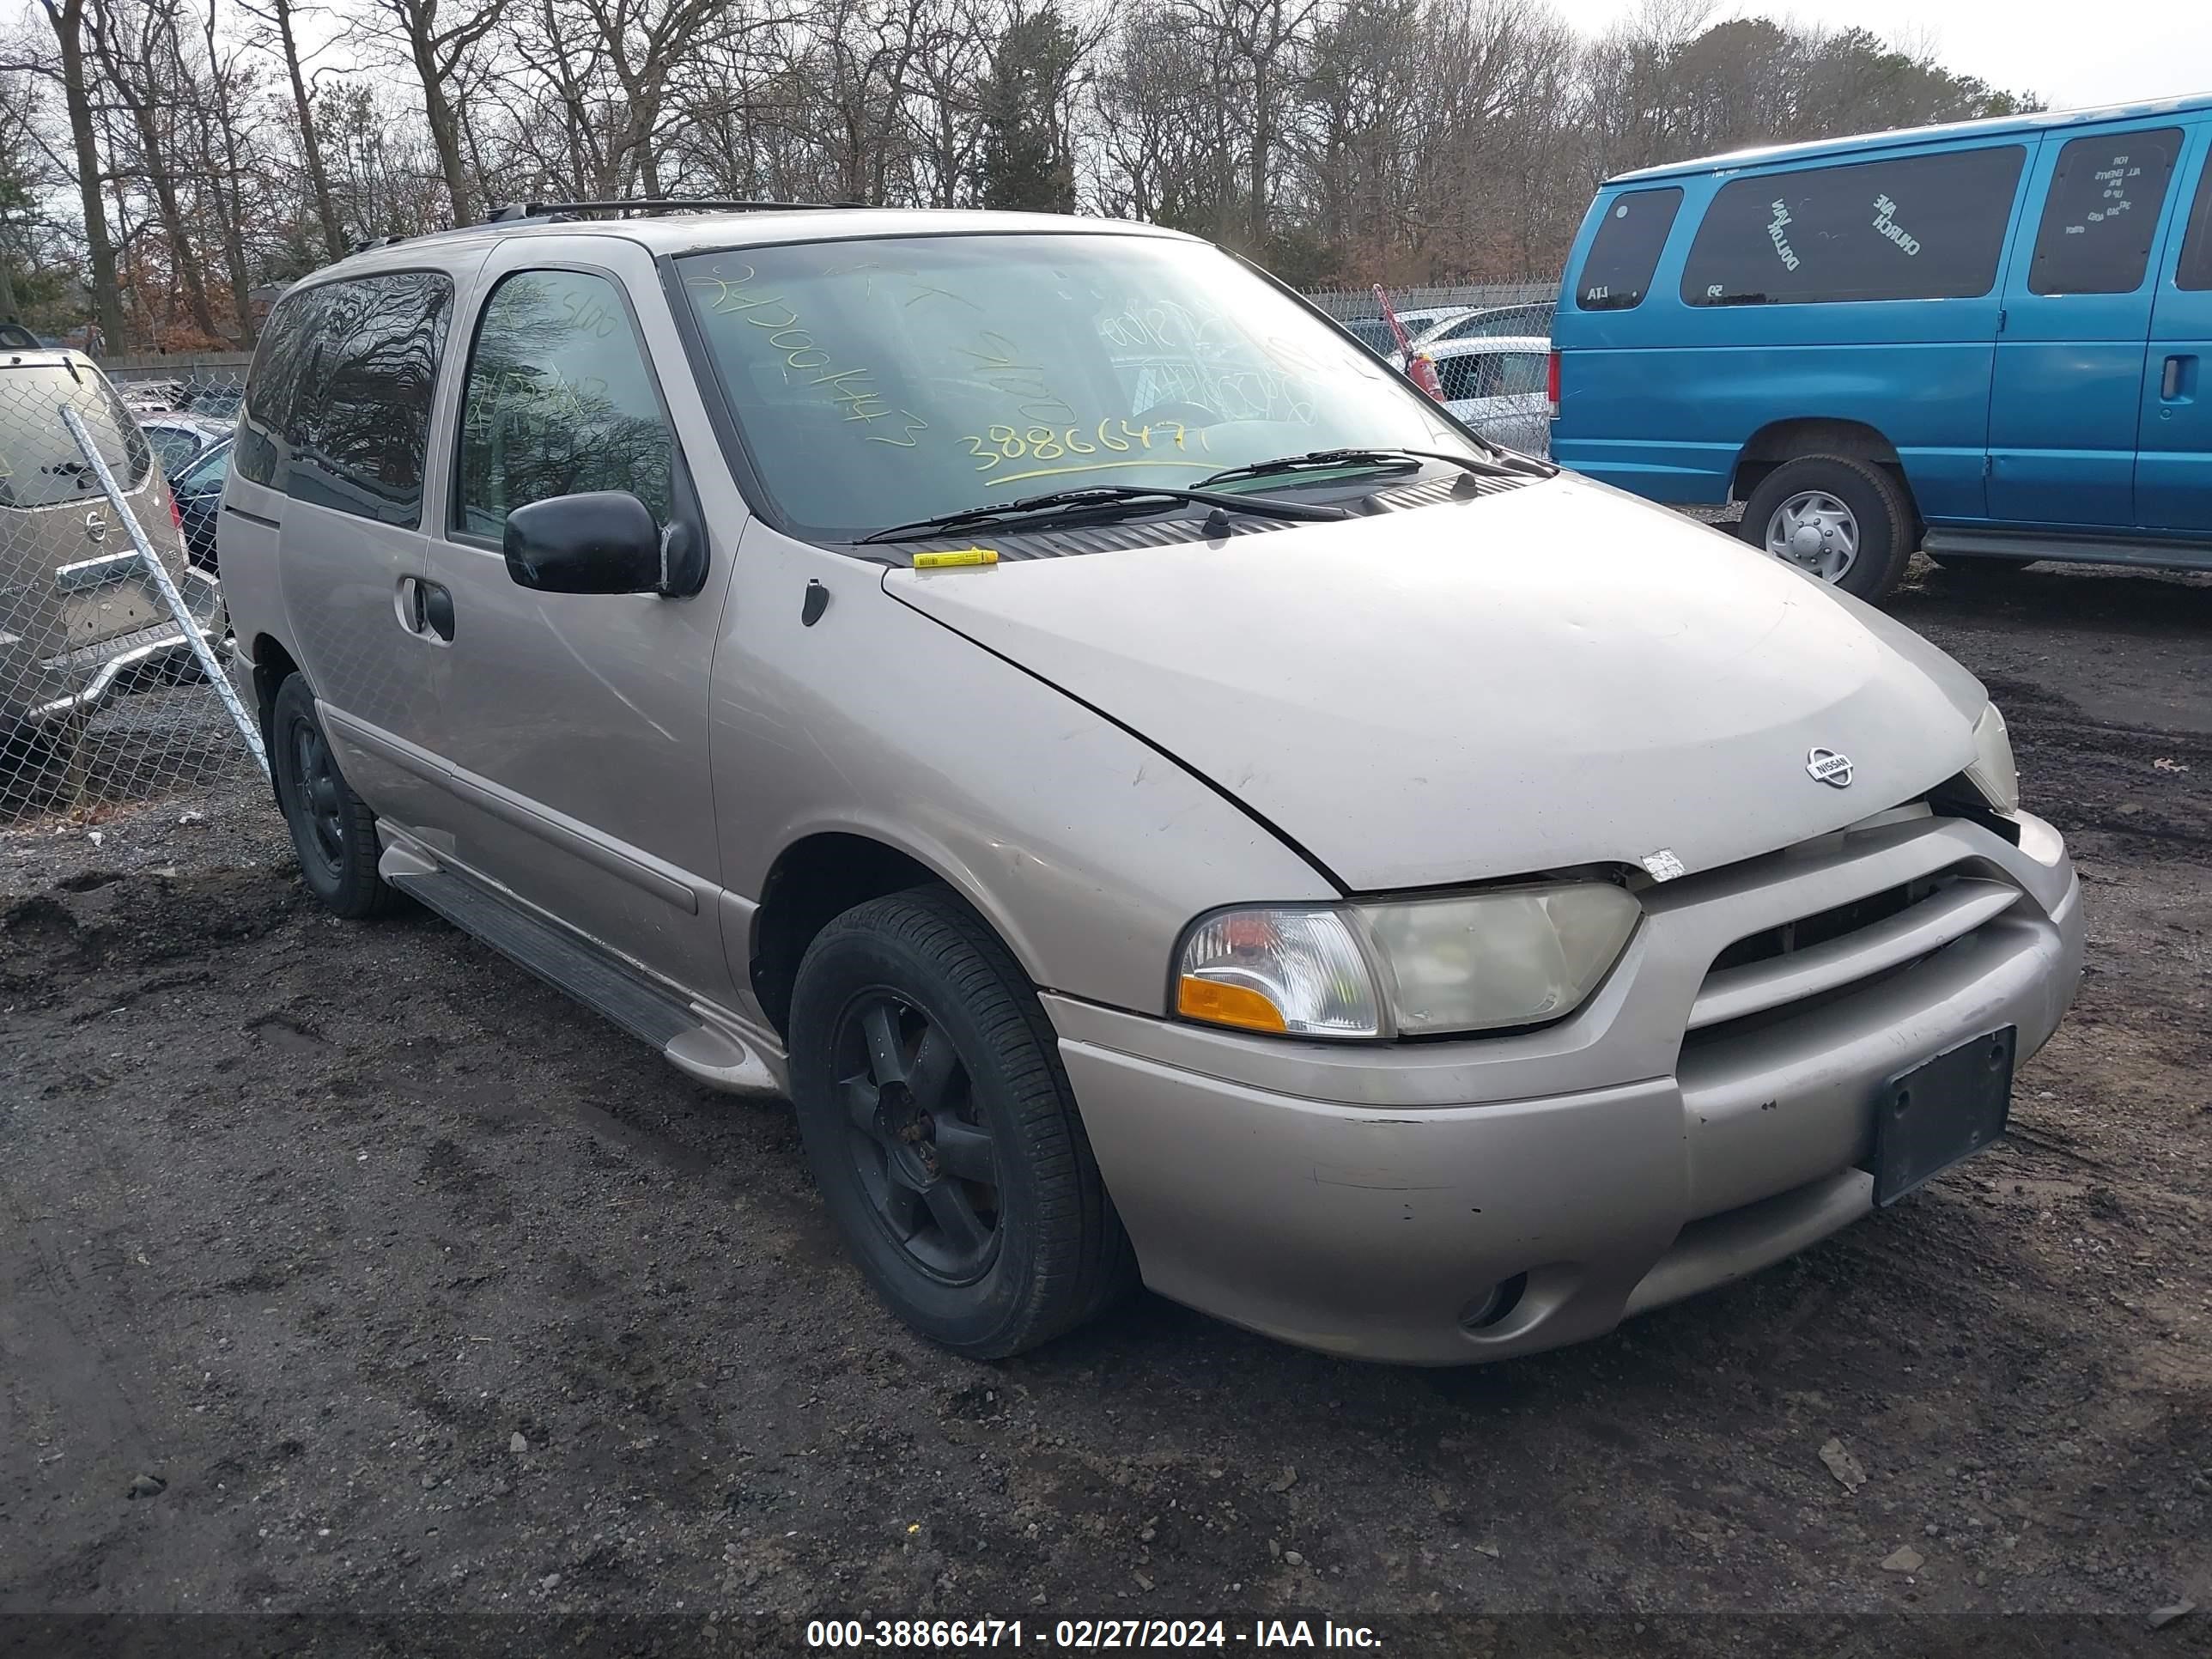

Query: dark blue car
[1549,94,2212,600]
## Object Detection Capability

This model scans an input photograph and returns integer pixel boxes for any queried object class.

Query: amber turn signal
[1176,975,1290,1033]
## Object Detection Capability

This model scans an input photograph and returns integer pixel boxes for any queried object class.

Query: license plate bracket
[1872,1027,2015,1206]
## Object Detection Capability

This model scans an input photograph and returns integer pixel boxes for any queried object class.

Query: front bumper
[1048,813,2082,1364]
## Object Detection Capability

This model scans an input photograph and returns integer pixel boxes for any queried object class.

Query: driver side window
[453,269,674,540]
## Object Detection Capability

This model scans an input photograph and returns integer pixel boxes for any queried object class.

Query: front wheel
[1739,454,1916,603]
[787,885,1133,1358]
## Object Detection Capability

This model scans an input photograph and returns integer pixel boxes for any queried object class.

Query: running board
[385,860,781,1097]
[1923,529,2212,572]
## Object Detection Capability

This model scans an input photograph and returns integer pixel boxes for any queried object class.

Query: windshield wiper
[855,483,1349,545]
[1195,446,1537,489]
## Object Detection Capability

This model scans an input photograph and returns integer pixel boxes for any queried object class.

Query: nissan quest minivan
[220,205,2083,1364]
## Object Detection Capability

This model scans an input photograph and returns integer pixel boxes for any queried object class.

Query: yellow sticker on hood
[912,547,1000,569]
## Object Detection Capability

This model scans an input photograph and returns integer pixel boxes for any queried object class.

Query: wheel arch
[1733,418,1918,527]
[248,633,302,805]
[749,829,1046,1040]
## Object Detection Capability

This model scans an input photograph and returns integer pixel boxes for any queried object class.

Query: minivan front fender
[709,526,1339,1025]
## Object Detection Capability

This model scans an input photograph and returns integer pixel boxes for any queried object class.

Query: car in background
[138,412,231,484]
[1,348,221,763]
[1549,93,2212,600]
[1429,335,1552,455]
[172,434,230,570]
[0,322,39,349]
[1407,301,1558,354]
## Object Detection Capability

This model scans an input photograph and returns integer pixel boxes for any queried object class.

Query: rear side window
[453,270,675,538]
[1575,189,1683,311]
[237,287,320,488]
[2168,142,2212,291]
[0,364,152,508]
[1682,146,2026,307]
[2030,129,2185,295]
[284,272,453,524]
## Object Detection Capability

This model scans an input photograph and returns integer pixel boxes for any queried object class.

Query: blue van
[1549,95,2212,600]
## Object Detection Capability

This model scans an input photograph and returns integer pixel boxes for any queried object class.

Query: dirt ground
[3,556,2208,1659]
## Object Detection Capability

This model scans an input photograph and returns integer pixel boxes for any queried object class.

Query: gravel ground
[2,555,2208,1659]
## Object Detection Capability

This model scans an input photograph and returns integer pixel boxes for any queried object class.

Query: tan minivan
[219,206,2081,1364]
[2,349,218,768]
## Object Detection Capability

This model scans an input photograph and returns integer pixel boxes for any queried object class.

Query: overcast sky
[1544,2,2212,113]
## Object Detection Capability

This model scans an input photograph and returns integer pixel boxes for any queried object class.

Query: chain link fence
[1,358,262,829]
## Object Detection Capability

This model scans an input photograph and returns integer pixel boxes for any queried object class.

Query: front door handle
[420,581,455,642]
[2162,354,2196,401]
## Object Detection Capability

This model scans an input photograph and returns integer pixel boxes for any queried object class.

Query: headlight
[1964,703,2019,814]
[1176,883,1640,1040]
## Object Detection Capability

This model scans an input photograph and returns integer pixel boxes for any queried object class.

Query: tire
[1739,453,1916,603]
[787,884,1135,1358]
[270,674,397,919]
[0,715,85,813]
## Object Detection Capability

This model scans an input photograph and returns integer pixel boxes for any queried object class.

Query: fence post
[58,404,269,781]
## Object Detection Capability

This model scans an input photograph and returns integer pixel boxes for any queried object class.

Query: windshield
[676,234,1475,541]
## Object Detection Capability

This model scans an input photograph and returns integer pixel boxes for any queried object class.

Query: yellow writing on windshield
[687,269,927,447]
[958,419,1210,473]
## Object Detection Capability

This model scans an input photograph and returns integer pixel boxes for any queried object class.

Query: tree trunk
[412,36,473,225]
[271,0,346,259]
[41,0,127,349]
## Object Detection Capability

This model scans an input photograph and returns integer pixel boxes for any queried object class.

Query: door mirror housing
[503,490,666,595]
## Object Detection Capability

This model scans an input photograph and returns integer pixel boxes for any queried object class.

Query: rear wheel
[1740,454,1916,603]
[272,674,396,919]
[787,885,1133,1358]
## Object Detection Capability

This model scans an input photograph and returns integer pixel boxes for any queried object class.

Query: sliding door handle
[2162,354,2196,401]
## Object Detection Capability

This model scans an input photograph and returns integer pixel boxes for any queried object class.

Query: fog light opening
[1459,1273,1529,1333]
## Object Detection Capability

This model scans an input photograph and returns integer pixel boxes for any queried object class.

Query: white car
[1427,335,1552,457]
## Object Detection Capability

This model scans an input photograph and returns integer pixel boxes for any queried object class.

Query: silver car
[218,208,2081,1364]
[1426,335,1553,457]
[3,349,221,758]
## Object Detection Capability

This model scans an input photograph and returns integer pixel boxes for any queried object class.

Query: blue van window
[1681,146,2024,307]
[1574,188,1682,311]
[2029,129,2184,295]
[2173,146,2212,291]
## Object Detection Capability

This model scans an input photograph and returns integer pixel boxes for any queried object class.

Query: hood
[885,474,1987,893]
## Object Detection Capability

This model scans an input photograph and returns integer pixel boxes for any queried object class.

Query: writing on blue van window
[1871,195,1921,257]
[1684,147,2024,307]
[1765,200,1801,272]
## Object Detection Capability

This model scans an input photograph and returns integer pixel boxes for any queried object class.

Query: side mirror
[503,490,663,595]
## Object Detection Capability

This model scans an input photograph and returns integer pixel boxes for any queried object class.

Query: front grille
[1706,875,1938,975]
[1683,864,2020,1051]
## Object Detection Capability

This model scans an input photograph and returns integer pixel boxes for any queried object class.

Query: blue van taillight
[1547,350,1560,421]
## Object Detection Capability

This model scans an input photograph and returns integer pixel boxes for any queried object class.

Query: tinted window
[2171,144,2212,292]
[454,270,674,538]
[177,441,231,496]
[2030,129,2185,296]
[144,425,203,476]
[1683,146,2026,306]
[237,286,323,488]
[285,273,452,523]
[1576,189,1683,311]
[0,364,153,508]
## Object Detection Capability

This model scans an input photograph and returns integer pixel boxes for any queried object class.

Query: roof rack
[481,198,866,225]
[351,234,409,253]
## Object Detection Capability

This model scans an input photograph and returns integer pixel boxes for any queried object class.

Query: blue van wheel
[1739,454,1913,603]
